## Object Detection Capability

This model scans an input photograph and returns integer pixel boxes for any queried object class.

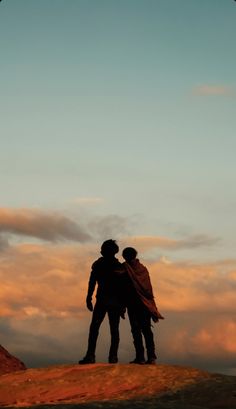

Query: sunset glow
[0,0,235,376]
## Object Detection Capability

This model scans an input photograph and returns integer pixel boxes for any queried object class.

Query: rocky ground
[0,363,235,409]
[0,344,235,409]
[0,345,26,375]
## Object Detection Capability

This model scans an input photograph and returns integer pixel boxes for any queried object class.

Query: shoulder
[91,257,104,270]
[136,260,150,274]
[140,262,148,271]
[92,257,122,271]
[114,258,122,266]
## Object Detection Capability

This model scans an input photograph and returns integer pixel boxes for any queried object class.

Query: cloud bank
[0,208,90,242]
[0,207,234,373]
[149,258,236,313]
[0,241,235,374]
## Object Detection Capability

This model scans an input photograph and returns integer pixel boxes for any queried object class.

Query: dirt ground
[0,363,235,409]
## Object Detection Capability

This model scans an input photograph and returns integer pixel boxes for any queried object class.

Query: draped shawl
[124,259,164,322]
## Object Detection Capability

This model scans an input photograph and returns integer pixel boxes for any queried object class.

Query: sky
[0,0,236,375]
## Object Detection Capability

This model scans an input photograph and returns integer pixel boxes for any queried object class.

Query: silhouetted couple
[79,239,163,365]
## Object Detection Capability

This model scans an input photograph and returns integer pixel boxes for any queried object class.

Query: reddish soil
[0,363,235,408]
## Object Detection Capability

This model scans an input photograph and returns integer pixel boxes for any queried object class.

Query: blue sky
[1,1,236,237]
[0,1,236,372]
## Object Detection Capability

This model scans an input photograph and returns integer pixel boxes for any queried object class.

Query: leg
[127,305,145,363]
[80,302,107,363]
[107,307,120,363]
[140,309,157,363]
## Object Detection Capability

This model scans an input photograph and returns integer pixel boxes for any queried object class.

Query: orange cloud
[0,207,234,371]
[0,243,97,318]
[192,320,236,355]
[0,242,235,372]
[148,258,236,313]
[192,84,235,96]
[0,242,235,319]
[161,315,236,363]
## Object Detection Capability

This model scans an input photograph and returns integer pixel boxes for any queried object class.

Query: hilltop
[0,362,235,408]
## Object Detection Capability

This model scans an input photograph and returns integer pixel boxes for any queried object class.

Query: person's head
[100,239,119,257]
[122,247,137,262]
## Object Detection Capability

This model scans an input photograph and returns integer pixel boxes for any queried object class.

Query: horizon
[0,0,235,376]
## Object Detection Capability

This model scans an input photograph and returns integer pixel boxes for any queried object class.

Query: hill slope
[0,363,235,408]
[0,345,26,375]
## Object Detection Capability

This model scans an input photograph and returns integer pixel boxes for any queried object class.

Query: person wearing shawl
[121,247,164,364]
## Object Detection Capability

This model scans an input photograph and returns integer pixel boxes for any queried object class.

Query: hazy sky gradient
[0,0,236,374]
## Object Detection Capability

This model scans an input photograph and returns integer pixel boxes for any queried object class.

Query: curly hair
[100,239,119,256]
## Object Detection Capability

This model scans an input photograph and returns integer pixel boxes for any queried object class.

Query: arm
[114,265,126,275]
[86,268,97,311]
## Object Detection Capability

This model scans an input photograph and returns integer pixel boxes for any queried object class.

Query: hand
[86,297,93,312]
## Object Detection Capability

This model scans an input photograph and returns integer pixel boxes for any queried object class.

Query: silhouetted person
[79,239,123,364]
[121,247,164,364]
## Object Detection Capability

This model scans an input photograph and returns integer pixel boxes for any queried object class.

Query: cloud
[192,320,236,355]
[121,234,220,252]
[71,197,104,205]
[0,242,235,373]
[148,258,236,313]
[0,234,9,251]
[0,316,86,368]
[0,243,95,318]
[157,312,236,373]
[192,84,235,96]
[178,234,220,249]
[89,215,130,240]
[0,207,132,245]
[168,315,236,358]
[0,241,235,319]
[0,208,90,243]
[0,206,234,372]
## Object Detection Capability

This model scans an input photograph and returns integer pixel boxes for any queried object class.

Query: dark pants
[128,301,156,361]
[86,301,121,360]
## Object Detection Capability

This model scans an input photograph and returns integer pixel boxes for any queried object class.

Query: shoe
[129,358,145,365]
[109,356,118,364]
[78,356,95,364]
[145,358,156,365]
